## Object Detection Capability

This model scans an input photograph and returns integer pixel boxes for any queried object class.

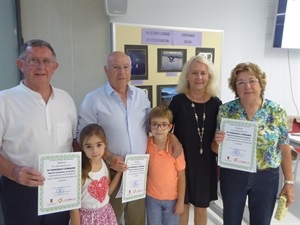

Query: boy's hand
[173,202,184,215]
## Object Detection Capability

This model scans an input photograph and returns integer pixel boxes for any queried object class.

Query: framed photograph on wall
[156,84,178,107]
[135,85,153,107]
[125,45,148,80]
[195,47,215,63]
[157,49,187,72]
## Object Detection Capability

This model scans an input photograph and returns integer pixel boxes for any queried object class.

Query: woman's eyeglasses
[236,78,259,87]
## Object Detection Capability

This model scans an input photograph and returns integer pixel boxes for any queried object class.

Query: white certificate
[218,118,258,172]
[122,154,149,203]
[38,152,81,215]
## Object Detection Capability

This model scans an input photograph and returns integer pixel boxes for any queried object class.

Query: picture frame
[156,84,178,107]
[135,85,153,107]
[195,47,215,63]
[157,48,187,72]
[125,45,148,80]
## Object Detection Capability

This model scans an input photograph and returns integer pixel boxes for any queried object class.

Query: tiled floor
[188,160,300,225]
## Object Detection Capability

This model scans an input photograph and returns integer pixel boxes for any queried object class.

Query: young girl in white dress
[70,124,122,225]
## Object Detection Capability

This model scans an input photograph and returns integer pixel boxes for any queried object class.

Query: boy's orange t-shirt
[146,136,186,200]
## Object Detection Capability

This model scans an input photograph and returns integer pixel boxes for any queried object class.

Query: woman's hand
[215,131,225,145]
[168,133,183,158]
[279,184,295,207]
[279,143,295,207]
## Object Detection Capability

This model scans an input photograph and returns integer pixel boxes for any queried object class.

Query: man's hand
[13,166,45,187]
[110,155,128,172]
[171,145,183,158]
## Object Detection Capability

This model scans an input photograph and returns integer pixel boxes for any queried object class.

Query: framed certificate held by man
[38,152,81,215]
[122,154,149,203]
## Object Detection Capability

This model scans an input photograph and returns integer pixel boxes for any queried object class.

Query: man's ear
[53,61,59,70]
[16,58,24,72]
[104,65,109,75]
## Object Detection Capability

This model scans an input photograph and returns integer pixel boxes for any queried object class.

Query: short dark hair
[18,39,56,59]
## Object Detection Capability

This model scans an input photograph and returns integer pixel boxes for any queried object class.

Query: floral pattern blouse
[217,98,289,170]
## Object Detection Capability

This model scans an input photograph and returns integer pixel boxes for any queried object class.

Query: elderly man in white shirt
[0,39,77,225]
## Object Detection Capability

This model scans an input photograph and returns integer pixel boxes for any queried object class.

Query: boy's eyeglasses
[150,123,171,130]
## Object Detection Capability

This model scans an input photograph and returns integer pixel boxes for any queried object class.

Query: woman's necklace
[191,95,206,155]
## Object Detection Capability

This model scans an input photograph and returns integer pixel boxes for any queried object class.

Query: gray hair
[18,39,56,59]
[104,51,132,67]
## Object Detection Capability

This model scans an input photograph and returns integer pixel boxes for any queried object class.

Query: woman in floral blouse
[214,62,294,225]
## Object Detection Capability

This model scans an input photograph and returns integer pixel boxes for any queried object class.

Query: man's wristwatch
[284,180,294,185]
[106,153,114,167]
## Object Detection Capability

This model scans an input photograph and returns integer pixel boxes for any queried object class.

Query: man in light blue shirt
[77,65,151,159]
[78,51,181,225]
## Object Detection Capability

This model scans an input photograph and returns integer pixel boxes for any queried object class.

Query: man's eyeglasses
[236,78,259,87]
[150,123,171,130]
[22,57,56,67]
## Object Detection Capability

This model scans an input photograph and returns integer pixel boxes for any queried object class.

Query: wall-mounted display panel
[111,23,223,107]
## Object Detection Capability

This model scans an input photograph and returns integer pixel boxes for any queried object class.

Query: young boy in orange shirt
[146,105,186,225]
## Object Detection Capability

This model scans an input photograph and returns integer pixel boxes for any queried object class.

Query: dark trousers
[109,169,146,225]
[0,176,4,225]
[0,176,69,225]
[220,167,279,225]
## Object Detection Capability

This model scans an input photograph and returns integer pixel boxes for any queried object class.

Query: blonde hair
[149,105,173,124]
[177,55,219,97]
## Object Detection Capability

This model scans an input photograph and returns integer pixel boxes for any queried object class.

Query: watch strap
[284,180,294,185]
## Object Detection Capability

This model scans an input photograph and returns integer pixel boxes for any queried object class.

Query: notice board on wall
[110,22,223,107]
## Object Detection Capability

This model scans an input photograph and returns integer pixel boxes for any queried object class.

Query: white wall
[110,0,300,116]
[20,0,110,109]
[0,0,20,90]
[20,0,299,116]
